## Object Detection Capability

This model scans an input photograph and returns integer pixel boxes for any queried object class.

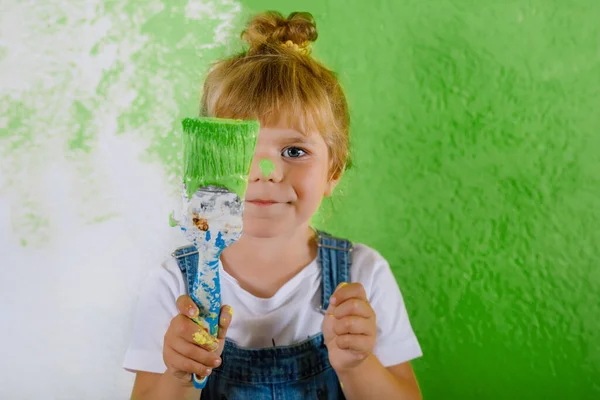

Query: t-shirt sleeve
[122,259,185,374]
[352,244,423,367]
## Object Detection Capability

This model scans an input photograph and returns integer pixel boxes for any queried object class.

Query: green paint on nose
[259,159,275,177]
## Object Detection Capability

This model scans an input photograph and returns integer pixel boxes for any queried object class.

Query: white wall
[0,1,241,398]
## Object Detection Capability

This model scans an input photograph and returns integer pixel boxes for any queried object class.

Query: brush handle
[190,308,219,389]
[176,188,245,390]
[190,302,220,389]
[192,372,208,389]
[189,257,222,390]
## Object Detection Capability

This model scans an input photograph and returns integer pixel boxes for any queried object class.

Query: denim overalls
[173,230,351,400]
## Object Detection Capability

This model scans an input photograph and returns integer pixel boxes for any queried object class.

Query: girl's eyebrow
[278,130,316,143]
[261,127,318,144]
[278,135,316,146]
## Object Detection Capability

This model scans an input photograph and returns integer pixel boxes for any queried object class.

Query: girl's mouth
[247,200,278,206]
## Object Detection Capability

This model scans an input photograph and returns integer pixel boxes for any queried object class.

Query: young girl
[123,11,422,400]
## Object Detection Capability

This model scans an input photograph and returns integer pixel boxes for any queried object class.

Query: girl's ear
[324,169,342,198]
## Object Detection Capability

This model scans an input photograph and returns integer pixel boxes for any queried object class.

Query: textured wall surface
[1,0,598,398]
[262,0,599,398]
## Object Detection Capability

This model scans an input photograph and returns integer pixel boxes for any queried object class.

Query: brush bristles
[182,117,259,198]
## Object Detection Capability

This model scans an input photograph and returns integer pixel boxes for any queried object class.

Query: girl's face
[242,118,338,238]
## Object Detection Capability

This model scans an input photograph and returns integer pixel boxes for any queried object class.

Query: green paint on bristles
[182,117,259,199]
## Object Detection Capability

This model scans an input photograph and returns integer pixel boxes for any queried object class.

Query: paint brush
[170,117,259,389]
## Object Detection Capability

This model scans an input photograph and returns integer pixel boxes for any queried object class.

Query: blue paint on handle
[187,228,230,388]
[193,374,207,389]
[216,231,225,248]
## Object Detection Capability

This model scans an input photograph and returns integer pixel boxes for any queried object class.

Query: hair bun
[242,11,318,52]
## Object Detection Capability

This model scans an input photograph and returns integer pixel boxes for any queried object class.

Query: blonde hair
[200,11,351,178]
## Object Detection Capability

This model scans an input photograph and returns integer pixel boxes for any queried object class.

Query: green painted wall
[242,0,600,398]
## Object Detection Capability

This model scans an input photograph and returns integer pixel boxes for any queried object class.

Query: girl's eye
[282,147,307,158]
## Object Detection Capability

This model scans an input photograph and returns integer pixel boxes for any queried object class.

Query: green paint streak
[182,117,259,199]
[168,211,177,227]
[0,100,33,145]
[113,0,245,184]
[87,212,119,224]
[90,42,101,56]
[259,159,275,177]
[69,100,94,152]
[13,208,51,244]
[97,62,124,98]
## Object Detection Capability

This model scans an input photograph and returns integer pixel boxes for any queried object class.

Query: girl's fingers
[173,315,218,349]
[170,336,222,370]
[332,298,374,319]
[330,283,368,306]
[217,305,233,340]
[164,344,216,378]
[332,315,375,336]
[191,328,220,352]
[176,294,199,318]
[335,333,376,355]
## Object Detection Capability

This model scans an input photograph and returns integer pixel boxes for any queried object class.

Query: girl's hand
[322,283,377,373]
[163,295,233,385]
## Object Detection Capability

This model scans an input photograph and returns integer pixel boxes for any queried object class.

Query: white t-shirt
[123,243,422,373]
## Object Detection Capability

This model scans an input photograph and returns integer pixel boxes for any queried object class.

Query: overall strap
[316,230,353,312]
[171,245,198,296]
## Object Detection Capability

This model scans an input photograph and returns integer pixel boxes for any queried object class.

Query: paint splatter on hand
[162,295,234,383]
